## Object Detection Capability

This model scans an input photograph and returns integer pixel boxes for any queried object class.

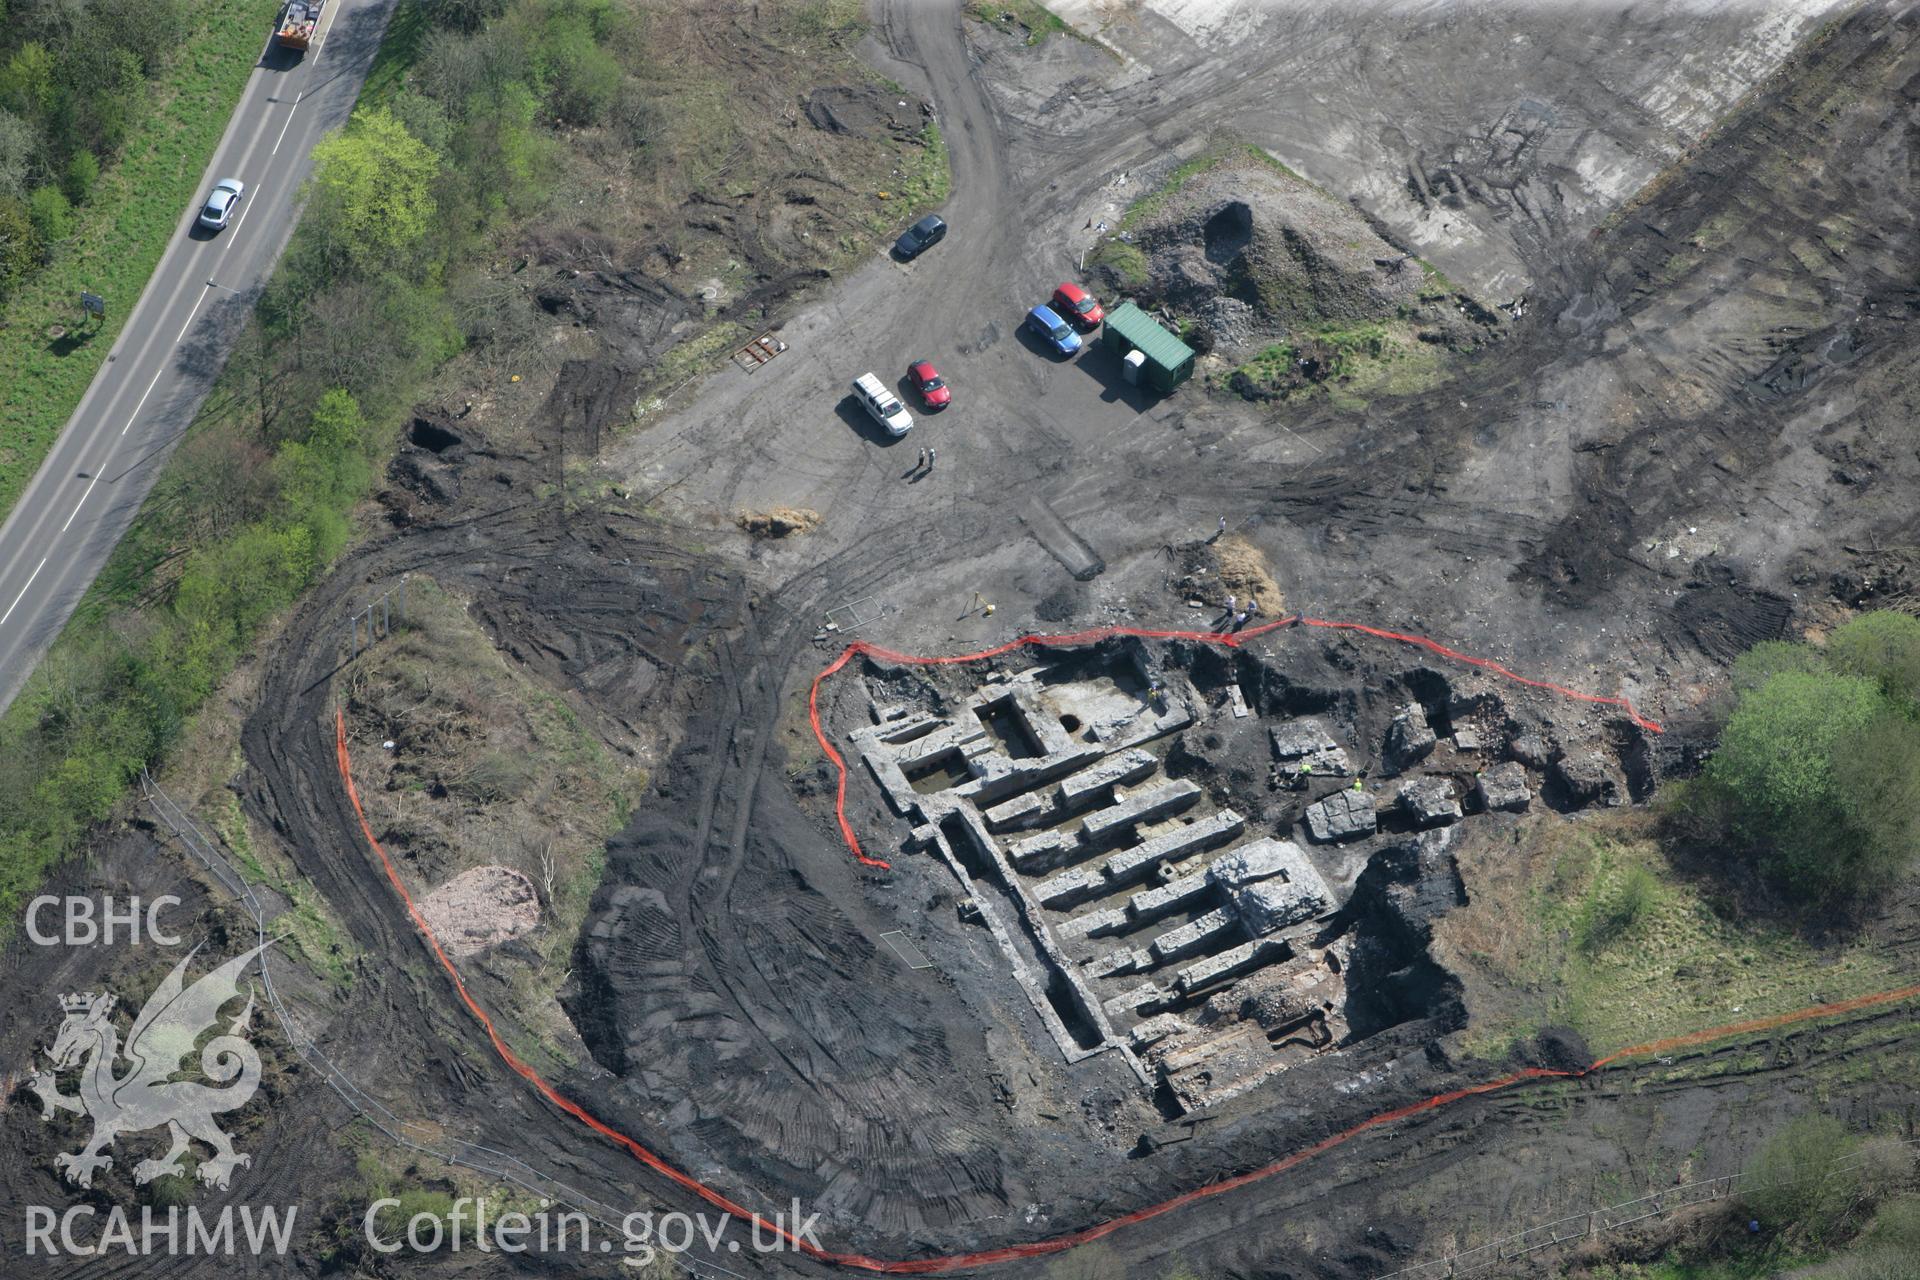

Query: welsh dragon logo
[25,941,272,1191]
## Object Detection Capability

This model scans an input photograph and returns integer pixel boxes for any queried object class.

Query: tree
[525,0,621,125]
[1730,638,1827,695]
[1688,628,1920,901]
[306,107,440,280]
[91,0,186,76]
[51,46,142,159]
[0,44,55,125]
[274,388,370,564]
[1826,611,1920,713]
[1829,711,1920,890]
[295,279,417,402]
[1705,670,1884,842]
[420,0,507,32]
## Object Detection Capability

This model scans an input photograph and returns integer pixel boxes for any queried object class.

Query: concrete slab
[1081,778,1202,843]
[1233,878,1331,935]
[1149,907,1239,964]
[1103,809,1246,885]
[1304,789,1377,842]
[1127,870,1212,925]
[1176,937,1285,996]
[1056,747,1159,806]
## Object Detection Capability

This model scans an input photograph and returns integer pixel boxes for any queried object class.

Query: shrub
[420,0,507,33]
[27,184,71,247]
[1740,1114,1863,1244]
[1808,1251,1916,1280]
[0,45,55,125]
[540,25,620,125]
[0,105,32,199]
[1730,637,1827,694]
[1863,1193,1920,1249]
[0,194,36,293]
[1576,862,1655,953]
[1687,619,1920,901]
[1826,610,1920,712]
[1827,711,1920,891]
[62,147,97,204]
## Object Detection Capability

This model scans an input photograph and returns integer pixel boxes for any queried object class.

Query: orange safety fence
[335,609,1918,1275]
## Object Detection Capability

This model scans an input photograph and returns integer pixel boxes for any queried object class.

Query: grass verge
[1438,813,1909,1061]
[0,0,278,518]
[964,0,1077,46]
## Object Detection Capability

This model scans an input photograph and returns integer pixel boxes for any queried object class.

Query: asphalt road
[0,0,397,713]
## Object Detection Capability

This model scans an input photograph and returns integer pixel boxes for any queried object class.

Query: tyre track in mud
[235,499,790,1259]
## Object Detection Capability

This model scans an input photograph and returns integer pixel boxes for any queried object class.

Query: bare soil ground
[9,3,1920,1278]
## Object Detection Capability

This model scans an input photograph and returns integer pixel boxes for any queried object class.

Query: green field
[0,0,276,518]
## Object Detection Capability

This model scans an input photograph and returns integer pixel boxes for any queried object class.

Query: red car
[908,360,951,409]
[1052,282,1104,329]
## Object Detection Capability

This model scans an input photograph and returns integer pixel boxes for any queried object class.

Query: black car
[893,214,947,259]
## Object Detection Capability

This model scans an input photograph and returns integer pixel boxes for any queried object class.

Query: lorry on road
[274,0,323,50]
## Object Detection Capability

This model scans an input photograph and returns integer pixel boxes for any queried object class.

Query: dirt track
[11,3,1920,1277]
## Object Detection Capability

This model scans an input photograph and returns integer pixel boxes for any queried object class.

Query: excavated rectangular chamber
[847,649,1368,1114]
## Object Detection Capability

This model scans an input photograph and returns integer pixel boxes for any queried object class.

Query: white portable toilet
[1122,347,1147,386]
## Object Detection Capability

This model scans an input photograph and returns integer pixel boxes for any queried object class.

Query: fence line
[344,578,409,664]
[138,771,746,1279]
[1371,1135,1920,1278]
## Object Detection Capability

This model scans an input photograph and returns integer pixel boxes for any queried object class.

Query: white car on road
[198,178,246,232]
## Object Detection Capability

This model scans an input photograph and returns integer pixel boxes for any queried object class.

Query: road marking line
[312,0,343,57]
[175,284,210,345]
[62,472,103,533]
[272,92,303,156]
[229,193,255,242]
[123,363,168,436]
[1,557,49,627]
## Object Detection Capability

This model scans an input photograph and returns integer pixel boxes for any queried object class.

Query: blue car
[1026,304,1082,357]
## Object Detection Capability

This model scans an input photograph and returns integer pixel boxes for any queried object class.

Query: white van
[851,372,913,437]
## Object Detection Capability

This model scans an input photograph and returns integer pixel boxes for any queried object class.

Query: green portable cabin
[1102,301,1196,393]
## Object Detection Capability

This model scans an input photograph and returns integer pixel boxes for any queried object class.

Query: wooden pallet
[731,331,788,372]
